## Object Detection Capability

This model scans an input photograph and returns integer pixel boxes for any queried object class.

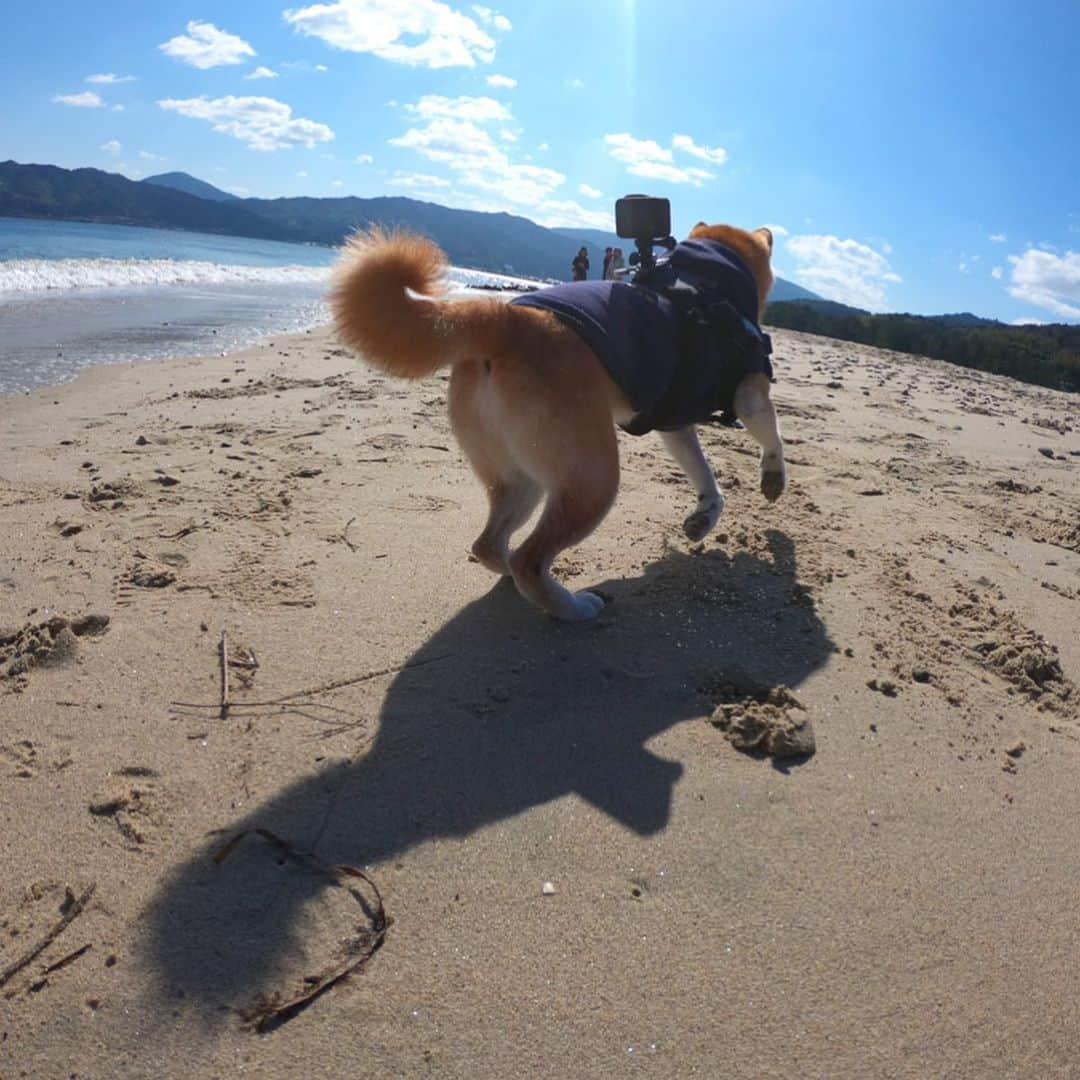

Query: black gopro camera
[615,195,674,280]
[615,194,671,242]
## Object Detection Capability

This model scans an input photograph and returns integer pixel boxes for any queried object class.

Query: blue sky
[3,0,1079,322]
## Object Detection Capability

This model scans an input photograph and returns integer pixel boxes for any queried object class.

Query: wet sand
[1,320,1078,1078]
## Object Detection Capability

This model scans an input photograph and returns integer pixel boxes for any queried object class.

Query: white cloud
[157,95,335,151]
[112,104,125,112]
[565,76,584,89]
[356,153,374,164]
[100,139,122,154]
[761,223,789,237]
[537,142,549,152]
[958,262,969,274]
[159,21,256,69]
[989,232,1006,243]
[227,186,250,196]
[388,170,452,189]
[245,66,279,80]
[53,91,103,108]
[471,5,511,30]
[316,63,329,71]
[284,0,496,68]
[86,73,135,84]
[671,133,727,166]
[486,73,516,88]
[390,92,596,226]
[604,132,713,186]
[391,116,505,169]
[579,183,602,199]
[296,169,308,177]
[1006,248,1080,319]
[991,266,1003,280]
[406,94,510,123]
[785,234,901,310]
[331,180,344,187]
[532,198,613,231]
[138,150,164,161]
[391,114,565,206]
[1012,317,1047,325]
[499,128,518,142]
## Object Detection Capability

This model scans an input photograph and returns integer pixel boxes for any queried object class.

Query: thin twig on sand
[42,943,92,975]
[275,653,449,702]
[0,883,96,989]
[171,653,449,711]
[220,630,230,720]
[341,516,358,552]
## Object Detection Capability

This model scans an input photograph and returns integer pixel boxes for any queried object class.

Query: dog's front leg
[659,426,725,541]
[733,373,786,501]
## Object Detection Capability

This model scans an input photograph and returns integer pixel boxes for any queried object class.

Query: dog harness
[510,238,773,435]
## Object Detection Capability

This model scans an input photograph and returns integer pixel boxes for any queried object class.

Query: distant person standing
[602,246,613,280]
[609,247,625,279]
[571,246,589,281]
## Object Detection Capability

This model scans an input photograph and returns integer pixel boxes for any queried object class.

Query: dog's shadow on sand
[142,530,833,1016]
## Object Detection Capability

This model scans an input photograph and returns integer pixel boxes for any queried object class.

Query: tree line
[764,301,1080,394]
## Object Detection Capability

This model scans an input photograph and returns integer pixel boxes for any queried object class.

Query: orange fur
[330,227,516,379]
[331,223,780,620]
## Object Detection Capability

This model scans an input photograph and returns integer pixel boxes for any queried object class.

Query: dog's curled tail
[330,227,509,379]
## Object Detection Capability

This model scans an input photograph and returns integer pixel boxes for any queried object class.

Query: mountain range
[0,160,818,299]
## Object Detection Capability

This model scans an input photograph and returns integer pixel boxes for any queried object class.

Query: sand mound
[0,614,109,690]
[706,679,815,759]
[974,632,1070,704]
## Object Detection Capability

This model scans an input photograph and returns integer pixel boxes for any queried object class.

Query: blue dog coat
[510,239,773,435]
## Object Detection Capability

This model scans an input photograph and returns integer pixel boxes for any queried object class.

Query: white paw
[682,493,725,541]
[558,590,606,621]
[761,464,786,502]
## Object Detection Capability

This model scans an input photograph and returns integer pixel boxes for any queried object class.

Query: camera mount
[615,194,676,284]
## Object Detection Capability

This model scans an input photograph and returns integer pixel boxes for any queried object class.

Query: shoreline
[2,322,1079,1078]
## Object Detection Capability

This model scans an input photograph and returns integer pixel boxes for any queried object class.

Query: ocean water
[0,218,536,395]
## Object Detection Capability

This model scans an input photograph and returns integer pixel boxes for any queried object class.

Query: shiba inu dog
[331,223,784,621]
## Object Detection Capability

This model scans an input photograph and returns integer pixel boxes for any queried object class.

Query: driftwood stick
[169,653,449,712]
[42,943,92,975]
[220,631,230,720]
[275,653,450,702]
[0,883,96,989]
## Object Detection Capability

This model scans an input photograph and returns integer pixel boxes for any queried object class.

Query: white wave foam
[0,257,332,294]
[0,256,543,297]
[450,267,542,291]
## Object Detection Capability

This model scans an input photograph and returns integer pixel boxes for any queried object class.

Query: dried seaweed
[211,828,389,1033]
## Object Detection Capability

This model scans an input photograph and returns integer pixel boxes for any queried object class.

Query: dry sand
[1,318,1078,1078]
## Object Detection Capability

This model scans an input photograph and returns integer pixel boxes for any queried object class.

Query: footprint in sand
[89,767,168,850]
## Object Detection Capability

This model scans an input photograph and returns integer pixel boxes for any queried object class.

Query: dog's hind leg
[659,426,724,541]
[508,478,617,621]
[449,361,541,574]
[452,325,619,619]
[472,473,542,575]
[734,373,786,502]
[505,419,619,620]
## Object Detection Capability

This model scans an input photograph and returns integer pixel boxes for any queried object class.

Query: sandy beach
[1,318,1078,1078]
